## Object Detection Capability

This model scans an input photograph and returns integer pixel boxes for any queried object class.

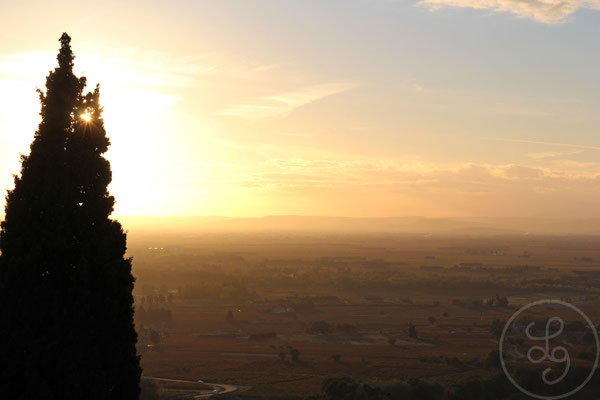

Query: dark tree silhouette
[290,347,300,362]
[408,323,418,338]
[0,33,141,399]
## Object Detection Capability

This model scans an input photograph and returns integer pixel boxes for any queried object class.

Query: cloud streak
[528,149,581,159]
[196,156,600,217]
[419,0,600,23]
[482,137,600,151]
[218,82,355,120]
[228,157,600,192]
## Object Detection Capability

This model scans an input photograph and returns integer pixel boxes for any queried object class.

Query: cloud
[228,157,600,216]
[503,165,544,179]
[419,0,600,23]
[528,149,581,159]
[218,82,355,120]
[225,157,600,193]
[483,137,600,151]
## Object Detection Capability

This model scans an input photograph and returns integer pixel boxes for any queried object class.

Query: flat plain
[129,231,600,398]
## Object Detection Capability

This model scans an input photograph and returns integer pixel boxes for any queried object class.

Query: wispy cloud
[528,149,581,159]
[483,137,600,151]
[419,0,600,23]
[226,157,600,192]
[147,151,600,217]
[218,82,355,120]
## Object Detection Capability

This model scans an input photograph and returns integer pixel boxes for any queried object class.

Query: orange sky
[2,1,600,218]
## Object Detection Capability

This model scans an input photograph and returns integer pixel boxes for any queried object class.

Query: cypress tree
[0,33,140,399]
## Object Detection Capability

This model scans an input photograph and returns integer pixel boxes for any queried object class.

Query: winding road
[146,376,238,398]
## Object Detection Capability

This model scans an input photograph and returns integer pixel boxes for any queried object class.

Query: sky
[2,0,600,218]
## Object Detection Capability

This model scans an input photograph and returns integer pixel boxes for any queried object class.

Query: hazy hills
[117,215,600,235]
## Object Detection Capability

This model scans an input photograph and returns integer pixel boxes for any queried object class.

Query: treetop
[58,32,74,70]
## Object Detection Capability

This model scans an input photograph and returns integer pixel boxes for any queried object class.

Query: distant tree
[409,379,444,400]
[332,354,342,363]
[140,379,161,400]
[290,348,300,362]
[137,307,174,328]
[428,316,437,325]
[490,319,504,340]
[159,284,168,295]
[577,351,595,361]
[387,337,397,346]
[149,329,161,346]
[583,330,596,344]
[278,352,287,361]
[226,310,235,322]
[308,320,332,334]
[495,294,509,308]
[321,377,387,400]
[485,350,501,368]
[0,33,140,398]
[322,377,359,400]
[409,323,419,338]
[336,323,357,334]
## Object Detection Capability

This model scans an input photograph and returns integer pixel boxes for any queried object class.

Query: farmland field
[129,230,600,399]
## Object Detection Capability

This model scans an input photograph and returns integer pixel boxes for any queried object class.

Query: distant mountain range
[117,215,600,235]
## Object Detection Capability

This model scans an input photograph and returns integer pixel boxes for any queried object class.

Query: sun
[81,112,91,122]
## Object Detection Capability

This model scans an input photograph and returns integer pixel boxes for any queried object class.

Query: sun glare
[81,112,91,122]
